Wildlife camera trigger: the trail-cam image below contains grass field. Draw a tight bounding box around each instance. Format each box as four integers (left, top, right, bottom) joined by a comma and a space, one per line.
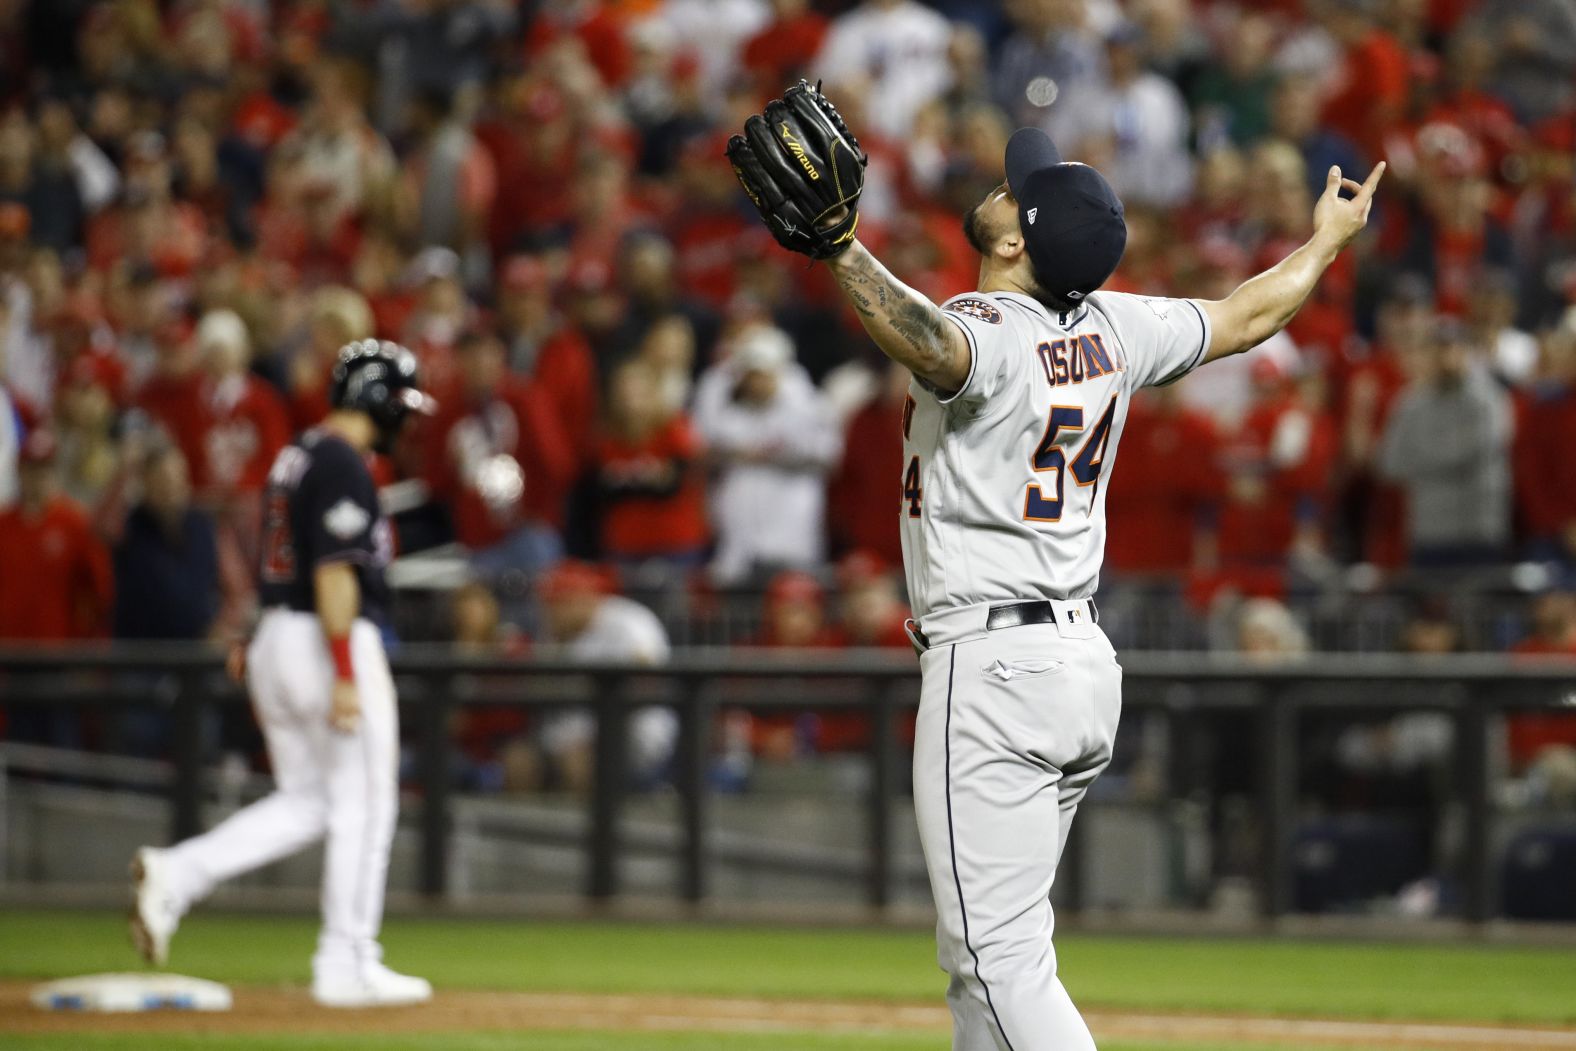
0, 1035, 1385, 1051
1, 909, 1574, 1050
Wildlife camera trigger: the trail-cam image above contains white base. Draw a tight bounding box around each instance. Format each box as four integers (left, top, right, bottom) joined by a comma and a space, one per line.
30, 973, 233, 1013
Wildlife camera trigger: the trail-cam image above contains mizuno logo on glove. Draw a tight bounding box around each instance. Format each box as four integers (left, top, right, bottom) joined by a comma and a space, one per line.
780, 123, 821, 180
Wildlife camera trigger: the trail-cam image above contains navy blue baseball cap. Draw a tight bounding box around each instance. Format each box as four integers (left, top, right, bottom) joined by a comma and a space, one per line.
1004, 127, 1127, 303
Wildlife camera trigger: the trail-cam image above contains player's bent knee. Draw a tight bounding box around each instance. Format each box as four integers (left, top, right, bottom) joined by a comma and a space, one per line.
978, 933, 1059, 983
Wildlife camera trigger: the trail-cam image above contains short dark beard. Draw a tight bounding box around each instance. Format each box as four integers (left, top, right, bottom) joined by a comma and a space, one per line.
962, 200, 991, 255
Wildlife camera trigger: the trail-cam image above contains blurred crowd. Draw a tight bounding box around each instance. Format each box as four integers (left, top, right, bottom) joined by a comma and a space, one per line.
2, 2, 1576, 664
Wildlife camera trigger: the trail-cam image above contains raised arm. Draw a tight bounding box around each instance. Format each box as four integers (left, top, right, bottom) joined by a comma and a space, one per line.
824, 240, 972, 395
1200, 162, 1385, 363
725, 83, 971, 392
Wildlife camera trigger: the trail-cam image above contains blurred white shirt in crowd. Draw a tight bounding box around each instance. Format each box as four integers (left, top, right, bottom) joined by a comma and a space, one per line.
1176, 330, 1302, 430
1490, 325, 1539, 387
0, 387, 16, 509
1, 279, 52, 415
565, 595, 671, 666
814, 0, 953, 139
693, 328, 842, 583
646, 0, 770, 96
1056, 67, 1194, 207
542, 595, 676, 777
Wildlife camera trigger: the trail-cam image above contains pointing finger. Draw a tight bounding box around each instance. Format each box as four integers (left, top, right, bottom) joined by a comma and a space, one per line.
1357, 161, 1387, 202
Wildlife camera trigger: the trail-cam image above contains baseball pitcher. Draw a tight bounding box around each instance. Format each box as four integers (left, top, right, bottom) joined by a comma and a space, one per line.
729, 82, 1382, 1049
130, 340, 436, 1008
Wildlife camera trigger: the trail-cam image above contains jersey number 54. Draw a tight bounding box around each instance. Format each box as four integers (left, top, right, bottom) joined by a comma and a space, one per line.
900, 395, 1117, 524
1024, 396, 1116, 523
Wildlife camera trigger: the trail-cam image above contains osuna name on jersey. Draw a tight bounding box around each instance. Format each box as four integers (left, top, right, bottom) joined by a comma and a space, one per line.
898, 288, 1210, 622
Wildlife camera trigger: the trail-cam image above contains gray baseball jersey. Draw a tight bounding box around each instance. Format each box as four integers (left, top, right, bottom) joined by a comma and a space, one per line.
899, 289, 1212, 620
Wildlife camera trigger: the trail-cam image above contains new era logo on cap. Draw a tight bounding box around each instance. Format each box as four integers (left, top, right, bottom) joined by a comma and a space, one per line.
1004, 128, 1126, 304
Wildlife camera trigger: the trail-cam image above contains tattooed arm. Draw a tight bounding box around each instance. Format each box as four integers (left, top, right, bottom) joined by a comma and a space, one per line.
824, 240, 971, 395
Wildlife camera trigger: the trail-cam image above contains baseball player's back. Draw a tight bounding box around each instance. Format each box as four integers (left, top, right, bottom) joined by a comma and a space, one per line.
902, 290, 1210, 622
258, 427, 393, 621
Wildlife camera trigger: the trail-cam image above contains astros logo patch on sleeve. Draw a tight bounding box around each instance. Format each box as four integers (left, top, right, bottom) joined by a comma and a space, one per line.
947, 298, 1003, 324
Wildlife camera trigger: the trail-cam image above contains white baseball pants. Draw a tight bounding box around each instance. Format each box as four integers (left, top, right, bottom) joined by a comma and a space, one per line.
162, 610, 400, 970
911, 604, 1122, 1051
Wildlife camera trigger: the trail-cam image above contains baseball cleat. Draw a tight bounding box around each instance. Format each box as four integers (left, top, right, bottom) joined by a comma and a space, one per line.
129, 847, 181, 966
312, 962, 432, 1008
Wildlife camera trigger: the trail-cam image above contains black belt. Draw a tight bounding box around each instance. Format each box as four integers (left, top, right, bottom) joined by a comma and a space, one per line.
985, 598, 1098, 631
908, 599, 1098, 652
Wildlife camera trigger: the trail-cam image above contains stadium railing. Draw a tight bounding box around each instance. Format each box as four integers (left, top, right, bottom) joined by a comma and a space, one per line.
1, 645, 1573, 922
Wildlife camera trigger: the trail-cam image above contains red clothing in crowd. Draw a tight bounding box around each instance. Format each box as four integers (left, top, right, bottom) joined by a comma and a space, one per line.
1105, 394, 1223, 574
1514, 384, 1576, 541
476, 117, 577, 257
1427, 0, 1476, 33
138, 370, 289, 497
287, 364, 333, 433
0, 496, 113, 640
142, 375, 281, 496
136, 368, 205, 467
1216, 394, 1336, 565
522, 325, 600, 467
1343, 352, 1411, 567
255, 205, 363, 287
1284, 300, 1357, 395
596, 417, 709, 559
1341, 351, 1410, 452
740, 10, 828, 87
1425, 92, 1525, 182
451, 637, 535, 766
1321, 27, 1409, 160
197, 376, 292, 495
59, 346, 131, 410
828, 394, 907, 567
1507, 638, 1576, 770
425, 378, 575, 547
747, 621, 850, 754
231, 88, 298, 151
524, 7, 633, 88
85, 202, 209, 278
1431, 224, 1491, 316
668, 207, 756, 308
750, 614, 911, 752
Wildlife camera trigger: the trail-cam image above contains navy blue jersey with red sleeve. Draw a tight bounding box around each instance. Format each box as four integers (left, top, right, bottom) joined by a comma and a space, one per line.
258, 428, 393, 624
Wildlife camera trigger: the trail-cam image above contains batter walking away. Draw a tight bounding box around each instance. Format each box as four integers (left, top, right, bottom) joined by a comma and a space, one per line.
729, 83, 1382, 1049
130, 340, 437, 1009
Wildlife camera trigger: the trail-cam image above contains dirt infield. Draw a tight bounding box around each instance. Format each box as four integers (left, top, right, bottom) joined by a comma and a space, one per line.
4, 981, 1576, 1049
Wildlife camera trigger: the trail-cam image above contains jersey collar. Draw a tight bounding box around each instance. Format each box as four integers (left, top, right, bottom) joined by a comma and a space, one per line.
992, 290, 1089, 329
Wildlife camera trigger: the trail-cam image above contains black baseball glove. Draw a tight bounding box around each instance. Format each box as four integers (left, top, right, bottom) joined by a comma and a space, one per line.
726, 80, 867, 260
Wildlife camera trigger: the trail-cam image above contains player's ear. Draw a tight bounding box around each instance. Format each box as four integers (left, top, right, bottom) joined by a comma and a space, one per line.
996, 231, 1026, 262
